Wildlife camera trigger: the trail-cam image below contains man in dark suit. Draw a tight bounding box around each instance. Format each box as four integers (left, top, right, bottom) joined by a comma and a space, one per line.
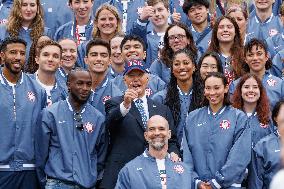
100, 59, 180, 189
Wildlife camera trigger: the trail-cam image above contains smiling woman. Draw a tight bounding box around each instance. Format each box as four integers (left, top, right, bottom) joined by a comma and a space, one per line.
208, 15, 245, 85
183, 72, 251, 189
232, 73, 272, 148
151, 48, 203, 144
0, 0, 51, 64
92, 3, 123, 42
149, 22, 198, 84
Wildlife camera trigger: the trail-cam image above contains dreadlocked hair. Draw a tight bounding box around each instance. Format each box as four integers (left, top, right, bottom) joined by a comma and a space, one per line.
165, 48, 203, 125
7, 0, 45, 41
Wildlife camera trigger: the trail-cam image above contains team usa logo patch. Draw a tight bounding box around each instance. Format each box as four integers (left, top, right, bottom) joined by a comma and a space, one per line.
84, 122, 94, 133
269, 29, 278, 37
267, 79, 277, 86
102, 95, 112, 104
0, 19, 8, 25
220, 120, 230, 130
173, 164, 184, 174
145, 88, 153, 97
260, 123, 269, 128
27, 91, 36, 102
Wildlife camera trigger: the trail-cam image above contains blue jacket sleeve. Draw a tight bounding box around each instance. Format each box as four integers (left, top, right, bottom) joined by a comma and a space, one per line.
95, 119, 108, 179
149, 59, 162, 77
182, 120, 200, 187
271, 51, 283, 78
35, 109, 52, 188
211, 112, 251, 188
76, 42, 88, 69
248, 147, 264, 189
114, 166, 131, 189
129, 19, 148, 45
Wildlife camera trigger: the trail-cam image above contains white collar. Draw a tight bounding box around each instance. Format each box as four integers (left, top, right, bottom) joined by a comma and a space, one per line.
134, 94, 147, 103
254, 13, 273, 24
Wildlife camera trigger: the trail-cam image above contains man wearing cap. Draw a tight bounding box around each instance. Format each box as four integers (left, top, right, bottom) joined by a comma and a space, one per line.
100, 59, 179, 189
115, 115, 192, 189
111, 34, 166, 98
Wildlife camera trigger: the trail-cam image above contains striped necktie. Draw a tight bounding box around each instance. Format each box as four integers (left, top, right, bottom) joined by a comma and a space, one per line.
135, 99, 147, 128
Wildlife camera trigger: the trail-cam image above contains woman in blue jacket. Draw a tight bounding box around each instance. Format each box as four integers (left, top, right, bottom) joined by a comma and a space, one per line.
183, 72, 251, 189
207, 16, 246, 85
0, 0, 51, 63
232, 73, 273, 148
248, 99, 283, 189
149, 22, 198, 84
152, 48, 203, 144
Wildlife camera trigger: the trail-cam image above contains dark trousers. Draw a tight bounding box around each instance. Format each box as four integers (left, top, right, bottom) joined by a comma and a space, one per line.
0, 171, 40, 189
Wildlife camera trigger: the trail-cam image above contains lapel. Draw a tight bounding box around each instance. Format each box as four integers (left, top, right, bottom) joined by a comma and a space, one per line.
130, 101, 145, 131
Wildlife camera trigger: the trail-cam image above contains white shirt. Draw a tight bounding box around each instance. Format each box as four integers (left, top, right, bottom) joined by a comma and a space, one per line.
120, 94, 149, 120
156, 159, 167, 189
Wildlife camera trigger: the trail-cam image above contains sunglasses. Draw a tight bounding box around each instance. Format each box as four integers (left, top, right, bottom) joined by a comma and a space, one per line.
74, 112, 84, 131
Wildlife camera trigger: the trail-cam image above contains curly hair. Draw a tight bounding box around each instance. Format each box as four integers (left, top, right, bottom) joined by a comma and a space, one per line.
165, 48, 203, 125
7, 0, 45, 41
243, 38, 272, 72
208, 15, 245, 78
232, 73, 271, 125
160, 22, 198, 68
92, 3, 123, 40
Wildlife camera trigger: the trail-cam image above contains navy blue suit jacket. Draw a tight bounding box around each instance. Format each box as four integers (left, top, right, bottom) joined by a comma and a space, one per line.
100, 96, 179, 189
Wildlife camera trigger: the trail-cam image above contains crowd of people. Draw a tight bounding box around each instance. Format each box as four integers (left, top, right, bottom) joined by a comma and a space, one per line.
1, 0, 284, 188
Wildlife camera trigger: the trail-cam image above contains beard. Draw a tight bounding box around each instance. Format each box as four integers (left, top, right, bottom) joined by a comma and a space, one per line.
149, 138, 168, 151
5, 61, 23, 74
70, 90, 90, 104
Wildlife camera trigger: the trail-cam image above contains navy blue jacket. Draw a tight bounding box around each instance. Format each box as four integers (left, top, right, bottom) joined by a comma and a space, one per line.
100, 95, 179, 189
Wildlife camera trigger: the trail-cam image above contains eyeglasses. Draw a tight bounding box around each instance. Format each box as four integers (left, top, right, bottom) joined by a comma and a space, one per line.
74, 112, 84, 131
168, 34, 186, 41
